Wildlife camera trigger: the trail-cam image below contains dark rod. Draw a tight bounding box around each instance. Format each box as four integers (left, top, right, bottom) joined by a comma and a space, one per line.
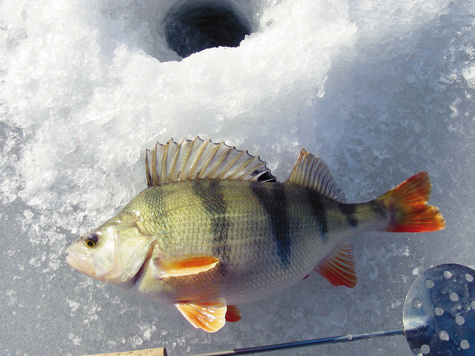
187, 329, 404, 356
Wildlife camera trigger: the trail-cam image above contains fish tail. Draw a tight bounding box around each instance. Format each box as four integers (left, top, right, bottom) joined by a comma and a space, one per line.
377, 172, 445, 232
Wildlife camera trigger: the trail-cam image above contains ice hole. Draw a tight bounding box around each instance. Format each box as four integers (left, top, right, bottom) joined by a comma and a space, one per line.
455, 315, 465, 325
466, 273, 474, 282
164, 0, 252, 58
434, 307, 444, 316
460, 339, 470, 350
450, 292, 459, 302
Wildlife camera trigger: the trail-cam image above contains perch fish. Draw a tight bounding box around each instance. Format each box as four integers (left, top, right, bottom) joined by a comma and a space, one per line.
66, 137, 445, 332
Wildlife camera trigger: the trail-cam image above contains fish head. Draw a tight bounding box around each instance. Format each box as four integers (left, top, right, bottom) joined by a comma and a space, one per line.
66, 213, 155, 285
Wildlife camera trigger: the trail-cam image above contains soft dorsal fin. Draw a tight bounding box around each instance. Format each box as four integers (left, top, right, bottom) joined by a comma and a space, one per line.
315, 243, 357, 288
145, 137, 275, 186
286, 149, 345, 201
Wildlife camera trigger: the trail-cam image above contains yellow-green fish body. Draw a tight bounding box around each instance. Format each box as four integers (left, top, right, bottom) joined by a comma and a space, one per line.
66, 137, 445, 332
125, 180, 385, 303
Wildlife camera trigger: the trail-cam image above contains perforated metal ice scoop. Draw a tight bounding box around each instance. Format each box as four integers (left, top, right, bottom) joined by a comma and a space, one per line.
403, 264, 474, 355
188, 264, 475, 356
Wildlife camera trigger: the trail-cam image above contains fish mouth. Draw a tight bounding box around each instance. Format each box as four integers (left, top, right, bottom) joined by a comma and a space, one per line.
66, 247, 96, 277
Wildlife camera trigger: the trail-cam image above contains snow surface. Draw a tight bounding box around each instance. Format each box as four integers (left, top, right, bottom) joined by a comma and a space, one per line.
1, 0, 474, 355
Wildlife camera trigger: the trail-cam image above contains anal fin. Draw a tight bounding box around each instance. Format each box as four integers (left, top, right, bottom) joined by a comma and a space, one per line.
315, 244, 357, 288
175, 299, 227, 333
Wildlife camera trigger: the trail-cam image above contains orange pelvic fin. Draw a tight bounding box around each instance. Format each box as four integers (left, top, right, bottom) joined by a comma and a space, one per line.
315, 243, 357, 288
175, 298, 227, 333
378, 172, 445, 233
225, 305, 242, 323
155, 255, 219, 278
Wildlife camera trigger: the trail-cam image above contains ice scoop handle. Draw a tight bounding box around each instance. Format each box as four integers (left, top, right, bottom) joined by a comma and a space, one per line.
83, 347, 167, 356
187, 329, 404, 356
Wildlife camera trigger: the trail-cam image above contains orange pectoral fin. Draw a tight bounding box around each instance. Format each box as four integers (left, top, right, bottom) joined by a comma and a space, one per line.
315, 244, 357, 288
155, 255, 219, 278
175, 299, 227, 333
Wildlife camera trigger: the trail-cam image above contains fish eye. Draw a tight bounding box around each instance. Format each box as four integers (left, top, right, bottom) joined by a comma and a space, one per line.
85, 233, 99, 248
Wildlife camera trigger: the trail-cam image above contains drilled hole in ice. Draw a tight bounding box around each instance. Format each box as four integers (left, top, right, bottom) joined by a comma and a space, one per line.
164, 0, 251, 58
444, 270, 453, 279
434, 307, 444, 316
450, 292, 459, 302
466, 273, 474, 283
455, 315, 465, 325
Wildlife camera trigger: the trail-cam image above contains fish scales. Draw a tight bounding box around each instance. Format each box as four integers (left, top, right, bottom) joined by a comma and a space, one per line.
66, 137, 445, 332
121, 180, 390, 304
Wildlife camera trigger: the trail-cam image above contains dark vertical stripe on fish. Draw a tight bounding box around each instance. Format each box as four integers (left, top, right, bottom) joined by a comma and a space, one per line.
338, 203, 359, 228
192, 180, 230, 270
369, 200, 388, 219
307, 189, 329, 243
250, 182, 291, 268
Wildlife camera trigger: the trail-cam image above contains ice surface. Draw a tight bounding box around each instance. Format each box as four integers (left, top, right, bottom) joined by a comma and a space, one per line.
0, 0, 474, 355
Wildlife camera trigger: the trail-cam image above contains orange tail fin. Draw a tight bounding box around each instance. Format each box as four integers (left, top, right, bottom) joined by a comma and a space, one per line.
378, 172, 445, 232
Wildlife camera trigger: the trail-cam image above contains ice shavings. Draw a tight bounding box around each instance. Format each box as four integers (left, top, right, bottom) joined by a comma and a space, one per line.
462, 65, 475, 89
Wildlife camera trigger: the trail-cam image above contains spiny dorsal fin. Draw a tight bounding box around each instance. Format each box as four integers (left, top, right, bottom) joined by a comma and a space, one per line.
286, 149, 345, 202
145, 137, 275, 187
